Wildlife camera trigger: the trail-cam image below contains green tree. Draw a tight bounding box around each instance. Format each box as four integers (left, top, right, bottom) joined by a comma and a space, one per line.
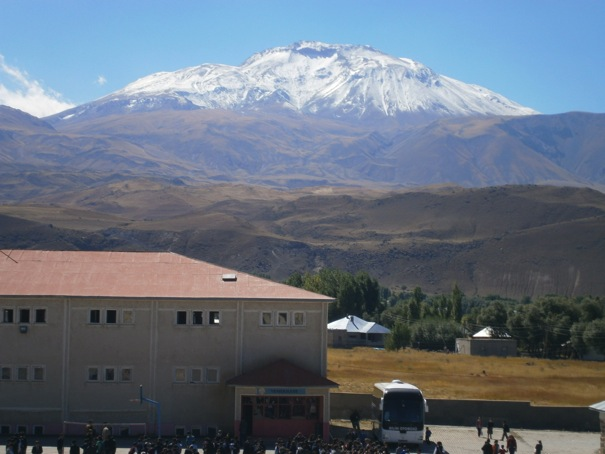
538, 296, 580, 357
385, 322, 411, 351
477, 301, 508, 329
435, 294, 450, 319
451, 283, 463, 323
379, 305, 404, 329
410, 319, 463, 351
579, 297, 604, 322
584, 319, 605, 354
355, 271, 381, 315
570, 322, 589, 358
408, 298, 421, 322
412, 287, 425, 305
338, 274, 364, 317
284, 271, 304, 288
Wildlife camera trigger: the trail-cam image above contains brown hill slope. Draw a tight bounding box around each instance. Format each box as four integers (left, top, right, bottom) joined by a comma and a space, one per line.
3, 106, 605, 192
1, 183, 604, 299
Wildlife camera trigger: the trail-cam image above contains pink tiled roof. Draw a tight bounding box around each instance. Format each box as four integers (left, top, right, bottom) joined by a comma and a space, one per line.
226, 359, 338, 388
0, 250, 334, 301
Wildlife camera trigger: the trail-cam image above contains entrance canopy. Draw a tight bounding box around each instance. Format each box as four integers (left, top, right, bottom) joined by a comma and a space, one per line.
227, 359, 338, 388
227, 360, 337, 439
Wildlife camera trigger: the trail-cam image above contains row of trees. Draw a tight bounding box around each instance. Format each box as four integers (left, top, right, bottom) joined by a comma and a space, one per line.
284, 268, 605, 359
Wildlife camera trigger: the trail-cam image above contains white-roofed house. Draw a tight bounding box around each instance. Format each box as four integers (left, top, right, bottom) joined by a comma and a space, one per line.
589, 400, 605, 454
327, 315, 390, 348
455, 326, 518, 357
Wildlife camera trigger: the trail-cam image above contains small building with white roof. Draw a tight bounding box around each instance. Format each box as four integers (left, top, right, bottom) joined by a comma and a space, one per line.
455, 326, 517, 357
589, 400, 605, 454
327, 315, 390, 348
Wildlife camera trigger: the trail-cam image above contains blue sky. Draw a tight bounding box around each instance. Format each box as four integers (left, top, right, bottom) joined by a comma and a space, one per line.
1, 0, 604, 117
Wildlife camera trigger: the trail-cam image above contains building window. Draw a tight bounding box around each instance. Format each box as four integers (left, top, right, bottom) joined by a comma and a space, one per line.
205, 368, 219, 384
106, 310, 116, 324
260, 312, 273, 326
1, 367, 11, 380
277, 312, 289, 326
120, 368, 132, 382
176, 311, 187, 325
293, 312, 305, 327
209, 311, 220, 325
19, 309, 30, 324
32, 366, 45, 381
122, 309, 135, 324
104, 368, 116, 382
88, 367, 99, 381
2, 309, 14, 323
174, 368, 187, 383
34, 309, 46, 324
105, 310, 117, 324
190, 368, 203, 383
192, 311, 204, 325
89, 310, 101, 324
17, 367, 28, 381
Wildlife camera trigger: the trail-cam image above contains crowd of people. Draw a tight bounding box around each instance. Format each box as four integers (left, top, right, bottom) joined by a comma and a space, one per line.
3, 418, 550, 454
475, 417, 544, 454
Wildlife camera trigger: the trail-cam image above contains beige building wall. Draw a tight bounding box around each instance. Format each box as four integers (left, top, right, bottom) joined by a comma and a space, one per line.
1, 294, 330, 436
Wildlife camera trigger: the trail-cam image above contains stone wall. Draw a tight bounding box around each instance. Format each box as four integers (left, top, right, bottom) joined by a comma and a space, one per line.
330, 393, 600, 432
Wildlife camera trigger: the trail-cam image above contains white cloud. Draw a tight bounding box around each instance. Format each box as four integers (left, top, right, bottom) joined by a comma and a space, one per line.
96, 75, 107, 86
0, 54, 75, 117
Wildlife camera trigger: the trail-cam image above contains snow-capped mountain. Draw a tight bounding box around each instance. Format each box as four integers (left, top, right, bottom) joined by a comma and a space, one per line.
54, 41, 537, 123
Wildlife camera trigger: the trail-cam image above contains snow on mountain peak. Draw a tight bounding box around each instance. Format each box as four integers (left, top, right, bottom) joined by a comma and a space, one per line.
70, 42, 539, 121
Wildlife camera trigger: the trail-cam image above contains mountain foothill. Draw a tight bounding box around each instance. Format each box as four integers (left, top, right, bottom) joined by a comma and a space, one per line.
1, 42, 604, 300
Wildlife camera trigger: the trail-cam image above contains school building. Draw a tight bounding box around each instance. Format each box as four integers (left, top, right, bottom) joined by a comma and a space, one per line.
0, 250, 337, 439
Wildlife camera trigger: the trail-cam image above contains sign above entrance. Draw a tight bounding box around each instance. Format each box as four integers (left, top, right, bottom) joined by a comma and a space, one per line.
257, 387, 307, 395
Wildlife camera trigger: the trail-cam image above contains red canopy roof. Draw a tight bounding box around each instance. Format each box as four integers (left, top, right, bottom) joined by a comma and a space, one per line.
226, 359, 338, 388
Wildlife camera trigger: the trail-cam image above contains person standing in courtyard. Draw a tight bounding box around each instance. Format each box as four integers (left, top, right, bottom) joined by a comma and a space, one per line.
476, 417, 483, 437
487, 418, 494, 440
31, 441, 43, 454
534, 440, 543, 454
506, 435, 517, 454
481, 439, 492, 454
18, 433, 28, 454
491, 439, 499, 454
500, 420, 509, 441
432, 441, 445, 454
350, 409, 361, 431
425, 426, 432, 444
57, 434, 65, 454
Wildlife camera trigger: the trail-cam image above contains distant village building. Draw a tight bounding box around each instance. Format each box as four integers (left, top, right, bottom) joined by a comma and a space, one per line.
455, 326, 518, 357
327, 315, 390, 348
589, 400, 605, 454
0, 250, 337, 439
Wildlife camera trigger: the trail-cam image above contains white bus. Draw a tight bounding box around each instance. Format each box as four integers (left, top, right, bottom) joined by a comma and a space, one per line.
371, 380, 428, 446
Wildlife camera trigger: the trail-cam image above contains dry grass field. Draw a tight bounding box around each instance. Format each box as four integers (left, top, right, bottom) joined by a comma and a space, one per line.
327, 347, 605, 406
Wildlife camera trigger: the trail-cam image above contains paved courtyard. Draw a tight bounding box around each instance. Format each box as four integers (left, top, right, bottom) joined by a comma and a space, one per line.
411, 425, 600, 454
